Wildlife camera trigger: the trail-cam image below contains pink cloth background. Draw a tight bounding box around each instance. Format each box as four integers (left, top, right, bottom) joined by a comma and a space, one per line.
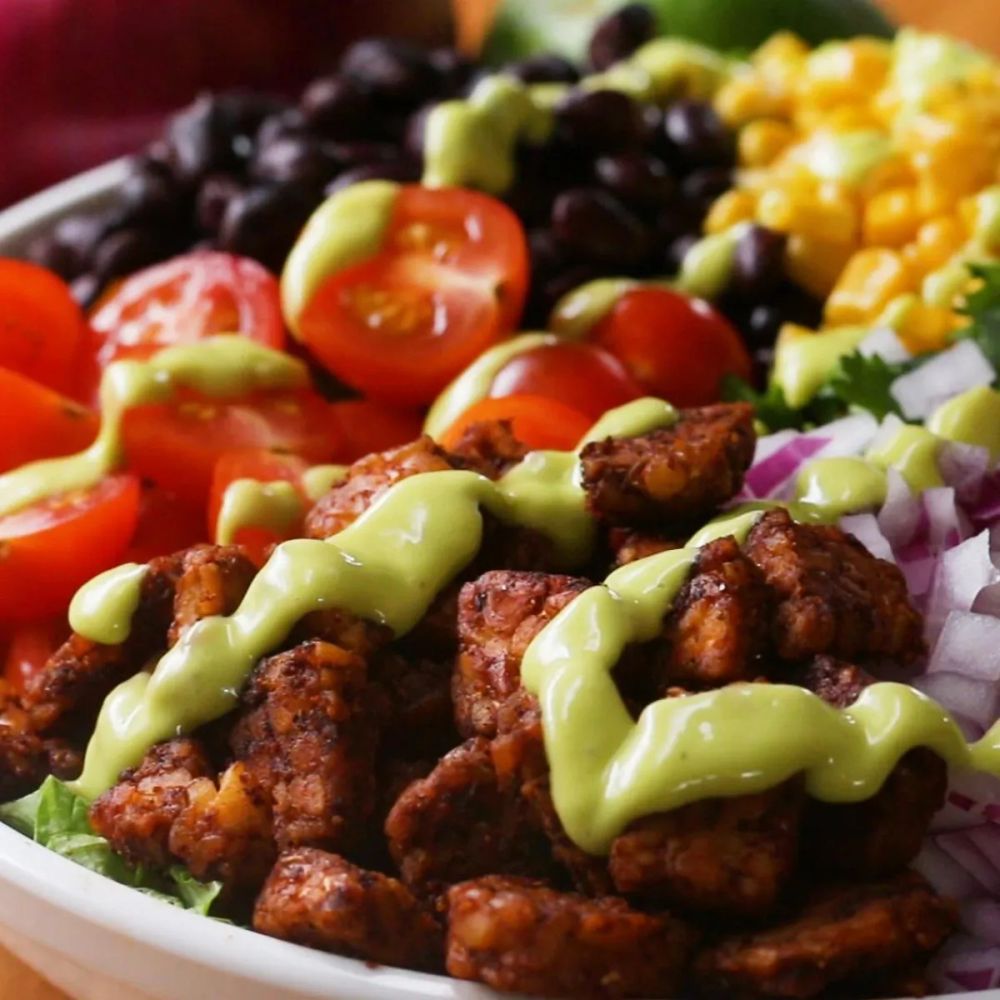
1, 0, 450, 206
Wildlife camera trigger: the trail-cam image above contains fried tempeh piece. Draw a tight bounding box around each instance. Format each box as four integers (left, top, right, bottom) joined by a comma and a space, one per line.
453, 570, 591, 739
445, 418, 529, 480
304, 436, 453, 539
659, 536, 772, 688
446, 875, 697, 999
254, 847, 443, 971
385, 737, 551, 899
230, 640, 378, 853
607, 527, 681, 567
580, 403, 755, 527
693, 871, 956, 998
609, 782, 803, 917
745, 510, 924, 664
800, 657, 947, 878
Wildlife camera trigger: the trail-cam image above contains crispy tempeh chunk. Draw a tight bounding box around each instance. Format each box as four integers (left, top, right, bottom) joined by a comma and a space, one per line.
453, 570, 591, 739
446, 875, 696, 998
609, 782, 803, 917
445, 418, 529, 479
385, 737, 551, 899
607, 527, 681, 567
745, 510, 924, 664
693, 872, 956, 998
254, 847, 443, 970
580, 403, 755, 527
659, 536, 772, 688
230, 640, 378, 853
304, 436, 453, 539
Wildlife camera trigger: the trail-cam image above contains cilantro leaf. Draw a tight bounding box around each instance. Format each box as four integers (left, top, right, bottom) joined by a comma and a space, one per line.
822, 351, 906, 421
721, 375, 804, 430
960, 262, 1000, 372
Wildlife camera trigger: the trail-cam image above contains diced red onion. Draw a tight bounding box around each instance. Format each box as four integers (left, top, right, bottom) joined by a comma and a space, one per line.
891, 340, 994, 420
940, 441, 993, 505
914, 671, 1000, 732
877, 469, 921, 548
839, 513, 894, 562
743, 432, 827, 498
928, 611, 1000, 681
859, 325, 912, 364
924, 532, 1000, 640
962, 900, 1000, 946
923, 487, 969, 549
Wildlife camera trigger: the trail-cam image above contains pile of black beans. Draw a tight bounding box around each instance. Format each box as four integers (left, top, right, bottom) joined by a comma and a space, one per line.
28, 3, 820, 365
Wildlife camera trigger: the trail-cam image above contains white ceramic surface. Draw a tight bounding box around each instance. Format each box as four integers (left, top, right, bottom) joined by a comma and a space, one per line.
0, 165, 995, 1000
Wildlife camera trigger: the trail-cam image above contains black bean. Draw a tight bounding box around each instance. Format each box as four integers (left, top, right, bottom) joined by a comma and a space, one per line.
745, 303, 785, 346
665, 232, 700, 271
594, 152, 676, 209
329, 140, 401, 170
300, 76, 371, 138
27, 214, 107, 280
429, 48, 476, 94
218, 91, 287, 138
196, 174, 244, 234
92, 228, 168, 281
118, 160, 184, 224
324, 161, 421, 196
680, 166, 732, 207
663, 99, 733, 168
555, 89, 644, 152
772, 281, 824, 329
340, 38, 442, 106
730, 225, 787, 298
250, 136, 340, 191
528, 228, 569, 279
551, 187, 650, 266
502, 53, 580, 84
588, 4, 656, 71
256, 109, 308, 151
164, 94, 243, 184
218, 184, 319, 272
537, 264, 603, 315
403, 105, 434, 161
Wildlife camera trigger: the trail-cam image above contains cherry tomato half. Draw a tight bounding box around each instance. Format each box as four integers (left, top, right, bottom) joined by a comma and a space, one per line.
0, 368, 98, 474
89, 251, 286, 367
0, 259, 84, 392
123, 390, 341, 507
299, 186, 529, 405
489, 341, 642, 421
208, 448, 308, 562
329, 400, 425, 463
441, 394, 593, 453
124, 485, 207, 564
593, 287, 752, 408
3, 618, 69, 696
0, 473, 141, 622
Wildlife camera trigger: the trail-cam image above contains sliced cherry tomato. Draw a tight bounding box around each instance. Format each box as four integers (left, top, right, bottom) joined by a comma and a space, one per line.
489, 341, 643, 421
3, 618, 69, 696
329, 400, 425, 463
0, 473, 141, 622
593, 287, 752, 408
123, 390, 341, 506
208, 448, 308, 562
0, 259, 83, 392
441, 394, 593, 452
299, 186, 529, 405
89, 251, 286, 367
0, 368, 98, 473
124, 485, 207, 564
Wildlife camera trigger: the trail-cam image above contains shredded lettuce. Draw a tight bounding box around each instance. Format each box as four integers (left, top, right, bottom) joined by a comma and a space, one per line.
0, 776, 222, 916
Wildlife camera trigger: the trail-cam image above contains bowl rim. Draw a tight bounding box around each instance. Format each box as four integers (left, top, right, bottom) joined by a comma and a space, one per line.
0, 161, 995, 1000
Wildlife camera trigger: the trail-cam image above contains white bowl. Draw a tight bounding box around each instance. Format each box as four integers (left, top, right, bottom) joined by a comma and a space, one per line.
0, 164, 994, 1000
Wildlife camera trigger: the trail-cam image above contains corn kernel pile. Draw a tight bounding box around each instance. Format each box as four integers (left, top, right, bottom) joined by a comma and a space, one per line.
708, 29, 1000, 355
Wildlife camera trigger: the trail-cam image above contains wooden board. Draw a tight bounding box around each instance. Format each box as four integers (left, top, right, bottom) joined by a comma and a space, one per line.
1, 1, 995, 997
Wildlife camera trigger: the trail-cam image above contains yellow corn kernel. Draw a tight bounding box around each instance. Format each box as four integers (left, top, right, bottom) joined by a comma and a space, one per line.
715, 74, 788, 127
858, 156, 915, 200
758, 189, 857, 245
785, 233, 855, 299
863, 187, 921, 247
753, 32, 810, 85
738, 119, 796, 168
893, 299, 961, 354
915, 217, 967, 269
825, 248, 916, 325
704, 190, 756, 234
798, 39, 891, 109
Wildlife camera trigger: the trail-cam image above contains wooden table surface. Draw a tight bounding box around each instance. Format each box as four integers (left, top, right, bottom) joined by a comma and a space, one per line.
2, 1, 996, 997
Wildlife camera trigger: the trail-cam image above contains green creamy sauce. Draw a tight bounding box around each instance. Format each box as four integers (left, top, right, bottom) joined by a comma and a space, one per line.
301, 464, 349, 502
71, 399, 678, 799
867, 424, 944, 491
281, 181, 400, 338
772, 324, 869, 409
0, 337, 307, 518
796, 457, 889, 517
69, 563, 148, 646
928, 385, 1000, 460
795, 130, 893, 187
423, 332, 555, 439
675, 223, 751, 300
214, 480, 304, 546
421, 39, 728, 194
549, 278, 641, 339
891, 28, 994, 110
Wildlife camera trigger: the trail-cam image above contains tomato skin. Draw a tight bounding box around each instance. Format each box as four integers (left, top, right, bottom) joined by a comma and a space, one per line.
0, 259, 83, 392
124, 485, 207, 564
0, 473, 141, 622
329, 400, 425, 463
123, 390, 341, 507
299, 186, 529, 405
3, 618, 68, 696
89, 251, 286, 367
441, 394, 593, 452
489, 341, 643, 421
0, 368, 98, 473
593, 287, 752, 408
